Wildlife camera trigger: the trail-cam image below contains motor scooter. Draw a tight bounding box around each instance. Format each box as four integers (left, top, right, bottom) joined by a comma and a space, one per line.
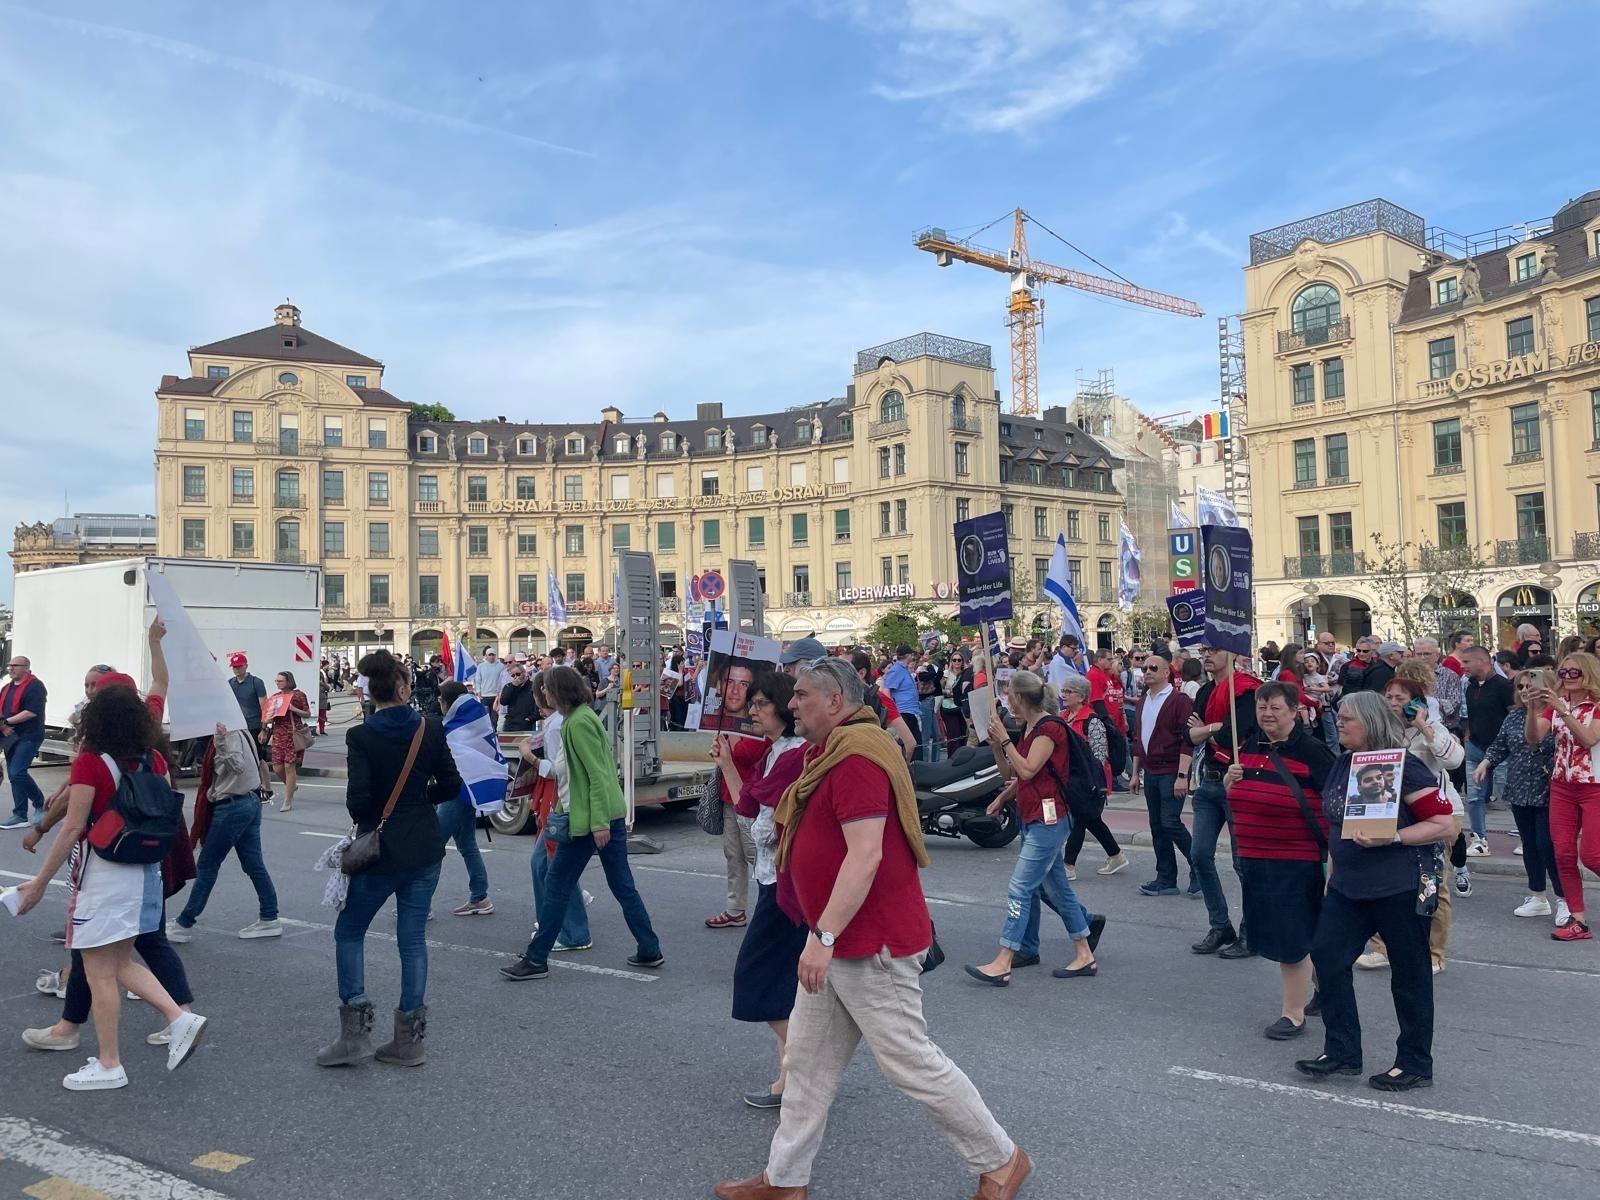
910, 744, 1017, 848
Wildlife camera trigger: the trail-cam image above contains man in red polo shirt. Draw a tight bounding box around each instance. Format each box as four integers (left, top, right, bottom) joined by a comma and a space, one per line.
714, 656, 1029, 1200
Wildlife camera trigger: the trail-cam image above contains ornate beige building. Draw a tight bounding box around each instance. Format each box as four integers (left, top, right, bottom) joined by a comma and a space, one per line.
1244, 190, 1600, 647
154, 308, 1131, 655
10, 514, 157, 574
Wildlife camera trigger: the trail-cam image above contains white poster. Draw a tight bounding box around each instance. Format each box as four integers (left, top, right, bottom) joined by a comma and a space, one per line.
692, 628, 781, 736
145, 571, 247, 740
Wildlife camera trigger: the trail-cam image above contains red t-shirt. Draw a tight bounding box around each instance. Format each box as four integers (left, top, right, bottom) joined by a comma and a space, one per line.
69, 748, 171, 830
878, 689, 901, 723
1440, 655, 1464, 677
1088, 666, 1129, 733
786, 751, 932, 959
1014, 720, 1069, 825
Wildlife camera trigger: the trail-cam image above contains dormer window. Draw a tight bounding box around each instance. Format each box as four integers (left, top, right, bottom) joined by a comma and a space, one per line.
1435, 277, 1458, 305
277, 371, 299, 386
751, 426, 768, 446
416, 433, 437, 454
840, 414, 853, 435
565, 435, 584, 455
345, 375, 367, 388
468, 435, 487, 455
660, 432, 676, 453
999, 421, 1012, 437
281, 337, 295, 349
795, 419, 812, 442
517, 436, 536, 455
207, 365, 230, 379
1515, 251, 1538, 282
706, 429, 723, 450
615, 435, 631, 454
1033, 428, 1042, 441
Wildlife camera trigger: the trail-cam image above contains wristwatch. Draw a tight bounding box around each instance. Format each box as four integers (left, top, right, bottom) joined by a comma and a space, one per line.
813, 929, 837, 948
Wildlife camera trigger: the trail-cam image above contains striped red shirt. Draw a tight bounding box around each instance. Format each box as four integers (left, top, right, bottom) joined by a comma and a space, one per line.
1227, 725, 1337, 861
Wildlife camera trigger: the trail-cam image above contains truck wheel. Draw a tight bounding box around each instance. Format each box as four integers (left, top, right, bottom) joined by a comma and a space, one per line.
490, 792, 533, 836
965, 802, 1019, 849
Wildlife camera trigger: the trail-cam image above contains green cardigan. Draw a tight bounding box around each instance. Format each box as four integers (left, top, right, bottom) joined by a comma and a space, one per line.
561, 704, 626, 837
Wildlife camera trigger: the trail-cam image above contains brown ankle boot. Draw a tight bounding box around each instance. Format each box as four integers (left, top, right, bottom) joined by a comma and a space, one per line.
711, 1172, 808, 1199
973, 1146, 1031, 1200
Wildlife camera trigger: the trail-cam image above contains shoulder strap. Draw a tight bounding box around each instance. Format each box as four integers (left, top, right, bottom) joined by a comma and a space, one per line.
377, 721, 427, 831
1265, 745, 1328, 856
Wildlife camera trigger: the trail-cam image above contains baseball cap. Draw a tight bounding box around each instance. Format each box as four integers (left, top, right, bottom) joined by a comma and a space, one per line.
228, 652, 249, 668
93, 672, 140, 693
1377, 642, 1405, 656
779, 637, 828, 665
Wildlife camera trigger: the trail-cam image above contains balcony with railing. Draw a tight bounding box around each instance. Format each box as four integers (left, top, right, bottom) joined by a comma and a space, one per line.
1249, 198, 1426, 265
275, 548, 303, 564
256, 435, 320, 457
368, 604, 394, 619
1277, 315, 1353, 353
415, 603, 444, 618
272, 494, 306, 509
229, 493, 257, 507
868, 417, 909, 439
1420, 545, 1478, 571
414, 500, 442, 514
1574, 532, 1600, 561
228, 545, 257, 559
783, 591, 812, 607
950, 412, 977, 434
1282, 552, 1365, 578
1493, 536, 1549, 566
323, 605, 348, 618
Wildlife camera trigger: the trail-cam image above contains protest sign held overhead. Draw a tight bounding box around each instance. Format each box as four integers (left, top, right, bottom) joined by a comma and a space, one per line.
1200, 525, 1253, 655
1165, 591, 1207, 648
954, 511, 1013, 627
692, 628, 781, 737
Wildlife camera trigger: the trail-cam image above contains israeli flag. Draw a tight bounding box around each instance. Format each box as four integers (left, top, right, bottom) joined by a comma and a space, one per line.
442, 693, 506, 814
548, 570, 567, 628
1118, 521, 1143, 612
451, 636, 478, 685
1043, 533, 1086, 645
1197, 485, 1240, 528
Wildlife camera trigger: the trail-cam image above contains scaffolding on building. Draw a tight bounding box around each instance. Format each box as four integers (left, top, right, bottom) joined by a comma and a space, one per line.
1217, 315, 1250, 528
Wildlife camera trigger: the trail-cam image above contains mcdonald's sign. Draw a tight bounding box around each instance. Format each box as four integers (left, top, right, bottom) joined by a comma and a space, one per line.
1496, 585, 1553, 619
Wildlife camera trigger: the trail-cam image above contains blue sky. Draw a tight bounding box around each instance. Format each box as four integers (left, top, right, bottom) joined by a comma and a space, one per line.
1, 0, 1594, 602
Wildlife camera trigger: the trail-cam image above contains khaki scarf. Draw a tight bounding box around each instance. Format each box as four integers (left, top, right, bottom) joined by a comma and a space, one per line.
775, 707, 930, 871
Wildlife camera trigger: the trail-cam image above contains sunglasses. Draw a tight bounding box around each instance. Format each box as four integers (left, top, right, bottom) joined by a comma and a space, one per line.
1141, 664, 1163, 672
1558, 668, 1583, 680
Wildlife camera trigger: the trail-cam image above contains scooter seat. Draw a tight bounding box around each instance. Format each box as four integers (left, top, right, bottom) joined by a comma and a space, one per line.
911, 745, 996, 790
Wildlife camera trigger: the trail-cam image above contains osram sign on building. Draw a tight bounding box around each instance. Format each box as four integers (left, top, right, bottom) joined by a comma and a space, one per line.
1446, 339, 1600, 393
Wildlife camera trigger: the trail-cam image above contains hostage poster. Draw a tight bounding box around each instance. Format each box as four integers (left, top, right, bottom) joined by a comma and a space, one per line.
691, 629, 781, 736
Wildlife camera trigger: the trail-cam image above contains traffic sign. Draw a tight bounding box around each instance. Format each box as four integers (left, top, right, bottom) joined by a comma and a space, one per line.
698, 570, 726, 602
294, 633, 315, 662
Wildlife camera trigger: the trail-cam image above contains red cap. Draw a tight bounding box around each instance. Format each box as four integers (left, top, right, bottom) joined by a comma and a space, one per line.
94, 672, 139, 693
228, 652, 248, 668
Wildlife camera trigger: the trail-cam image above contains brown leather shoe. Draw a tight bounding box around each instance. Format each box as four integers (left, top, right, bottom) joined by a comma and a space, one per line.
712, 1172, 808, 1200
973, 1146, 1031, 1200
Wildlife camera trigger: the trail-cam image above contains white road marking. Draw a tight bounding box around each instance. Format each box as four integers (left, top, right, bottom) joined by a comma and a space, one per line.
1168, 1066, 1600, 1149
1446, 956, 1600, 980
0, 1115, 236, 1199
631, 864, 722, 880
0, 868, 68, 888
275, 917, 659, 982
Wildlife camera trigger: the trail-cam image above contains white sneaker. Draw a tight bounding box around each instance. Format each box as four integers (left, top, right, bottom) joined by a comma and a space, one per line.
1514, 895, 1552, 918
146, 1028, 171, 1046
63, 1057, 128, 1091
1355, 951, 1390, 970
35, 970, 66, 998
164, 1012, 207, 1071
1514, 843, 1524, 856
238, 919, 283, 939
1098, 852, 1131, 876
1431, 961, 1445, 976
1464, 835, 1490, 858
165, 919, 193, 943
1064, 865, 1077, 881
1556, 898, 1573, 927
582, 889, 595, 907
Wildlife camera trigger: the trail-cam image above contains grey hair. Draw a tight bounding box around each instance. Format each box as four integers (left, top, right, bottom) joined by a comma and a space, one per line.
1057, 672, 1092, 700
1007, 669, 1058, 715
796, 656, 865, 707
1411, 636, 1439, 652
1338, 690, 1405, 750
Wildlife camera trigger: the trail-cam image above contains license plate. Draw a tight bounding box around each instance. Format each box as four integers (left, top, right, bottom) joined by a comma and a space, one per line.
675, 782, 706, 800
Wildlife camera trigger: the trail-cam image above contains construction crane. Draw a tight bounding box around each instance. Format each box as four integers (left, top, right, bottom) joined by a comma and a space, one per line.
915, 209, 1204, 416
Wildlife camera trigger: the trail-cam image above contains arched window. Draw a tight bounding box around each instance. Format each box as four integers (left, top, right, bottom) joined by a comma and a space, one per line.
277, 371, 299, 385
879, 391, 905, 422
951, 393, 967, 424
1291, 284, 1340, 333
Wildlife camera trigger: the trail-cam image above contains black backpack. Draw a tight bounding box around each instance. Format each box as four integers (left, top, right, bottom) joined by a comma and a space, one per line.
85, 753, 185, 864
1033, 716, 1108, 821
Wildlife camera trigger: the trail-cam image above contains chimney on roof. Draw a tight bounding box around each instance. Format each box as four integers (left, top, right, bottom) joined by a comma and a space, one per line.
697, 402, 723, 423
601, 406, 623, 424
274, 302, 301, 327
161, 374, 179, 388
1042, 405, 1069, 426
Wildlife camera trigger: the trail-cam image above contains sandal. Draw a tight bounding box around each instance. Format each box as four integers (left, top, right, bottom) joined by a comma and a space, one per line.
704, 911, 747, 929
962, 964, 1011, 987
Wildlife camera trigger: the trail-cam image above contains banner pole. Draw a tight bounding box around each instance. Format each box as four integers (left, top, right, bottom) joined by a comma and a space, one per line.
1227, 661, 1240, 768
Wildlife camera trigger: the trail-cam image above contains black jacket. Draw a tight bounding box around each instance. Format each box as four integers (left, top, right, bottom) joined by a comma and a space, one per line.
1191, 677, 1261, 772
1465, 673, 1516, 750
345, 710, 463, 875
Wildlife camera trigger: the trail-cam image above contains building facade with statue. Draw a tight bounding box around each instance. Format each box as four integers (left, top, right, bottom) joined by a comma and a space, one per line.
10, 514, 157, 575
1242, 189, 1600, 649
153, 306, 1131, 657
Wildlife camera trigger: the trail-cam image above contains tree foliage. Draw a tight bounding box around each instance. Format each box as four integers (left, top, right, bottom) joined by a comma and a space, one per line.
864, 602, 964, 652
408, 402, 456, 422
1365, 533, 1490, 645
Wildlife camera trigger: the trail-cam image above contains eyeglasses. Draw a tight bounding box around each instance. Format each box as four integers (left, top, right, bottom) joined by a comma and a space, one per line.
510, 670, 526, 678
747, 696, 773, 712
1558, 667, 1583, 680
1141, 664, 1163, 672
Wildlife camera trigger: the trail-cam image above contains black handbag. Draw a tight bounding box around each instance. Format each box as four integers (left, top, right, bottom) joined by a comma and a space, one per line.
694, 769, 725, 836
341, 722, 425, 875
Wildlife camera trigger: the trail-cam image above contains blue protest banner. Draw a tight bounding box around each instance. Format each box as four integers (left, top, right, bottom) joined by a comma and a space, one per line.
954, 512, 1013, 627
1165, 591, 1207, 648
1200, 526, 1253, 654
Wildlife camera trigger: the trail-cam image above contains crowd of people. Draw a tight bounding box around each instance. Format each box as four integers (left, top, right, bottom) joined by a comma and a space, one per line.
3, 615, 1597, 1195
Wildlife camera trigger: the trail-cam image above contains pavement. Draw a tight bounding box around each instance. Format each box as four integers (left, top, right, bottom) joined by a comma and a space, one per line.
0, 695, 1596, 1199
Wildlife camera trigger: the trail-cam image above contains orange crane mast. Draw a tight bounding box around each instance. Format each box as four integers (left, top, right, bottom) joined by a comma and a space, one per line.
915, 208, 1203, 415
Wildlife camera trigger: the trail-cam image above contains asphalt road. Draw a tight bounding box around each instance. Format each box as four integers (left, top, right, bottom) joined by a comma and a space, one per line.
2, 726, 1598, 1199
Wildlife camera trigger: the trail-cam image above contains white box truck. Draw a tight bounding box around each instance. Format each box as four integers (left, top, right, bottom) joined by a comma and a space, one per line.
11, 557, 323, 735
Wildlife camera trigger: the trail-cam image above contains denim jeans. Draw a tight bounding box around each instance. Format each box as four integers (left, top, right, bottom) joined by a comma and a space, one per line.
6, 736, 46, 821
533, 813, 590, 945
1462, 741, 1505, 840
1001, 818, 1089, 951
920, 698, 944, 762
178, 792, 278, 926
1191, 778, 1236, 932
335, 862, 441, 1012
524, 818, 659, 966
437, 801, 489, 904
1143, 772, 1193, 887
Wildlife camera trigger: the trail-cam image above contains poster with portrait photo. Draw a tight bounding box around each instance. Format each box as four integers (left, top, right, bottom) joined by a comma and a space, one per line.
692, 629, 781, 736
1342, 749, 1404, 840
